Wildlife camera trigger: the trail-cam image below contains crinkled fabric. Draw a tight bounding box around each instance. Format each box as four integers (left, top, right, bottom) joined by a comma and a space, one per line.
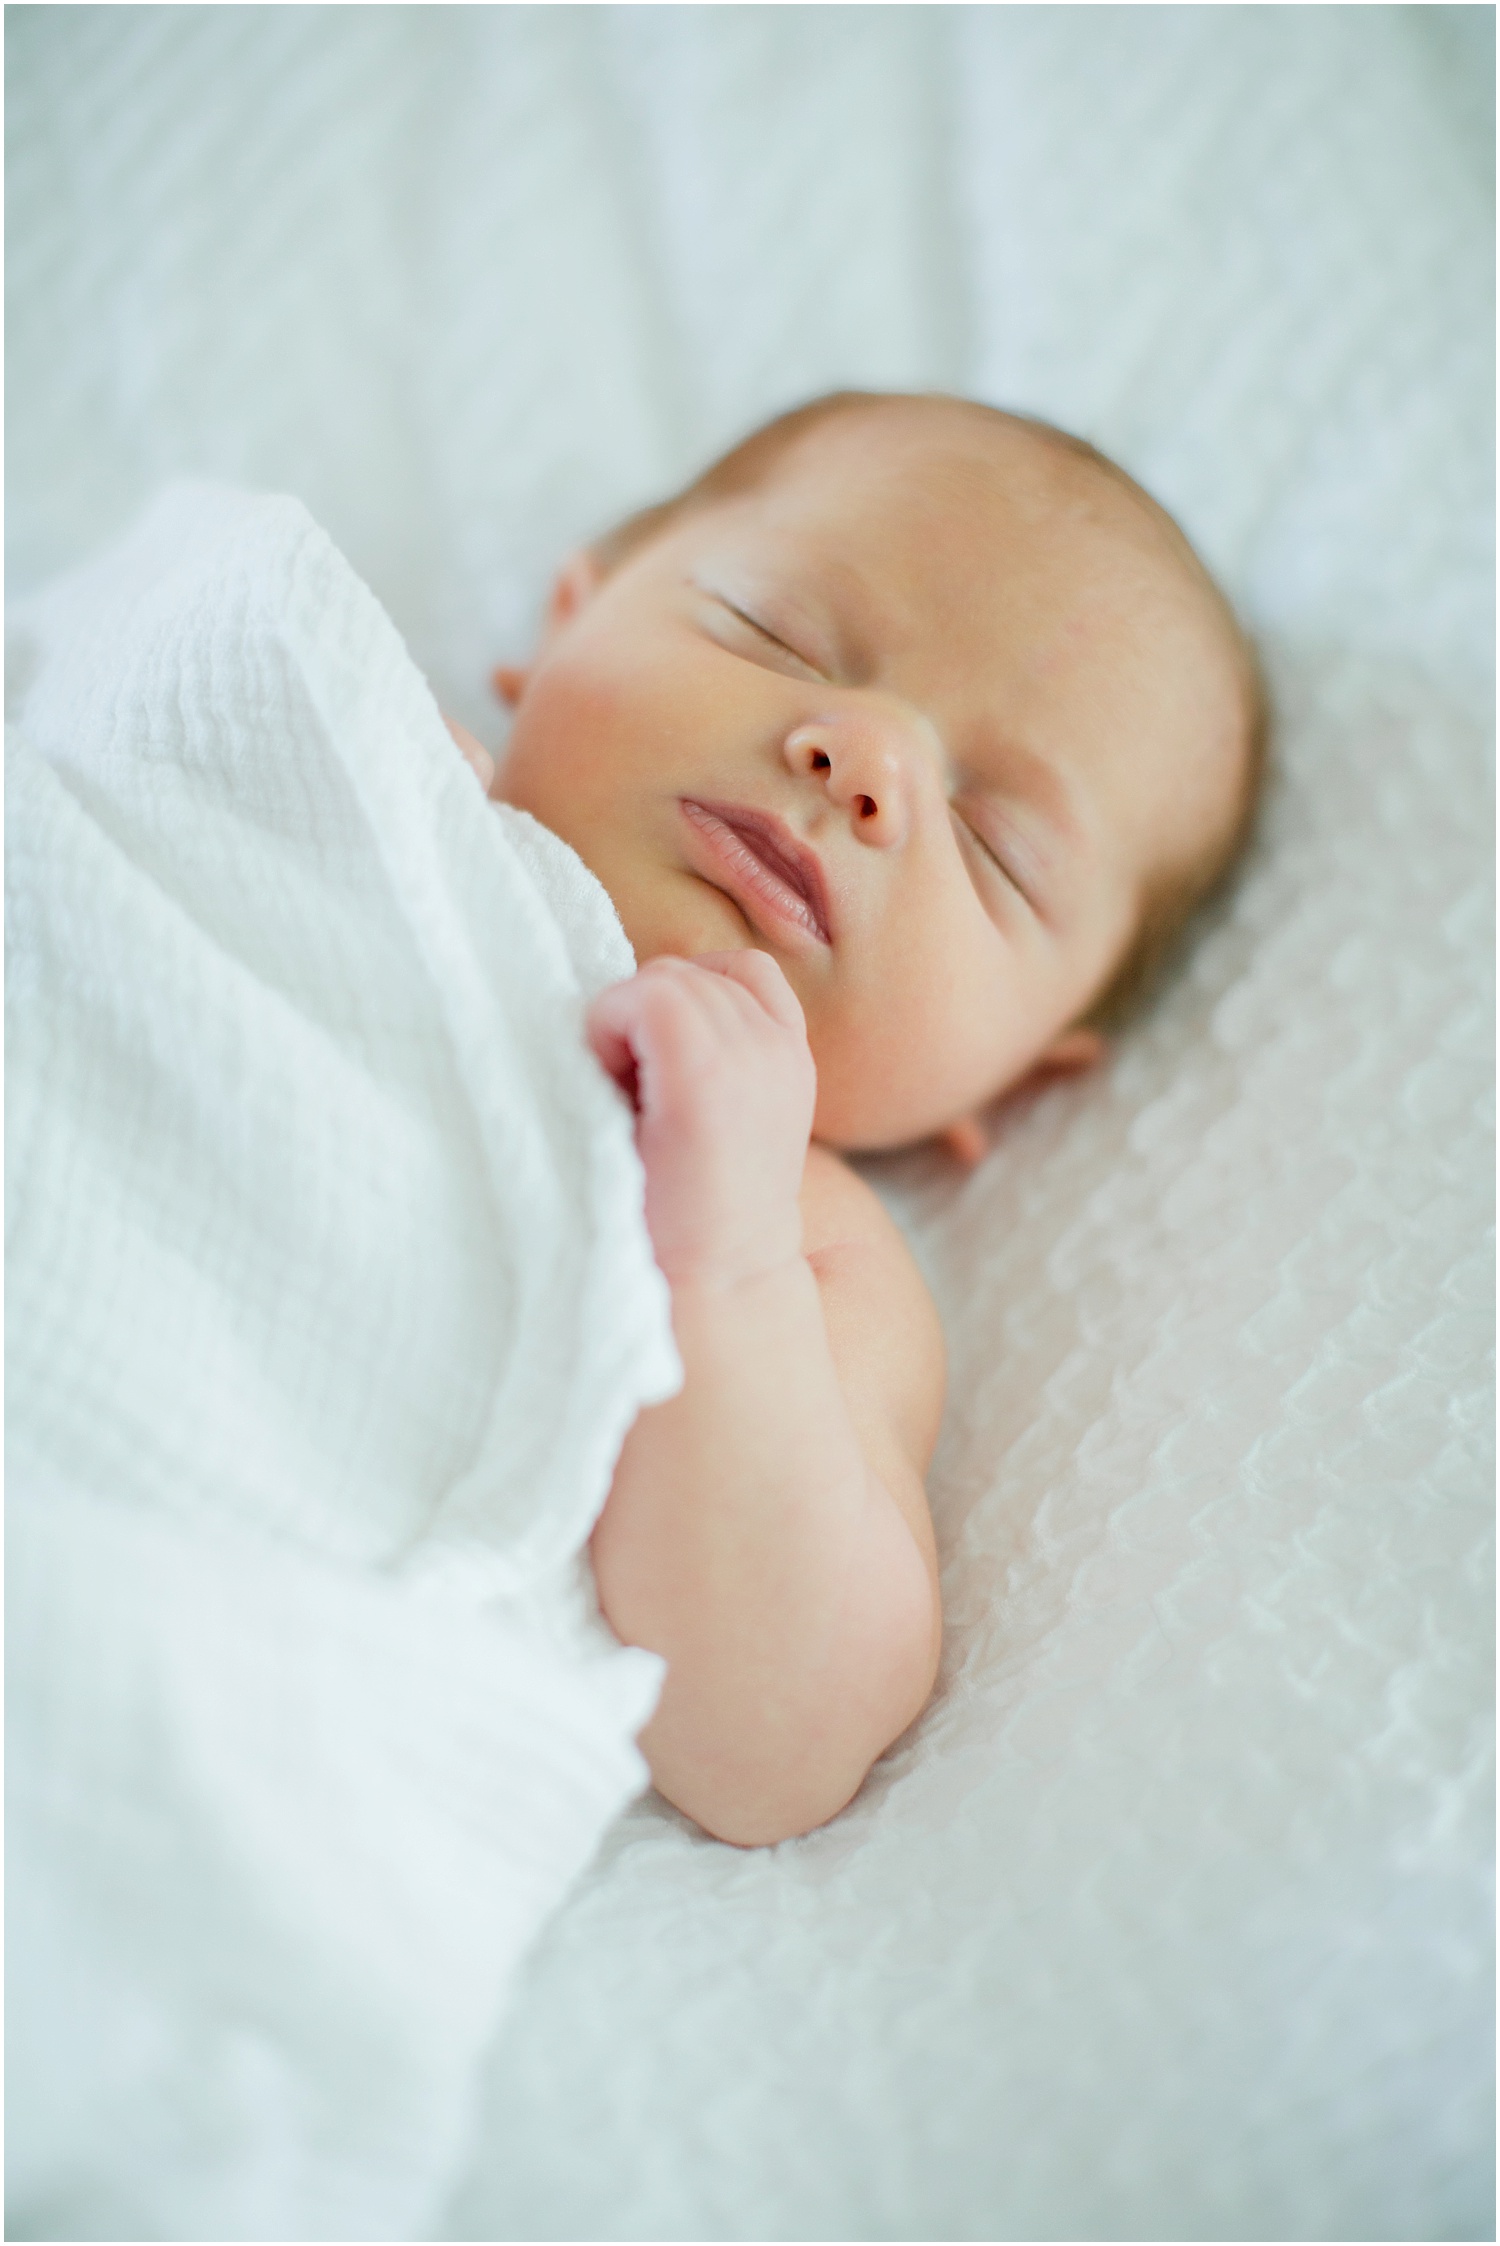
7, 8, 1492, 2241
7, 484, 678, 2242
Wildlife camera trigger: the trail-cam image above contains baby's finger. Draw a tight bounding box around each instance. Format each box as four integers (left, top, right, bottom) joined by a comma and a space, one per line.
589, 970, 719, 1116
443, 714, 496, 793
625, 956, 778, 1056
584, 988, 644, 1108
685, 948, 808, 1038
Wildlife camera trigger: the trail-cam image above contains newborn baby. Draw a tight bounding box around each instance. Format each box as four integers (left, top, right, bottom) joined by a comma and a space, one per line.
452, 392, 1262, 1847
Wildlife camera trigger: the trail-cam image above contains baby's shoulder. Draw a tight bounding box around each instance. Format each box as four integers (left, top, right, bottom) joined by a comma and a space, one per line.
799, 1142, 906, 1258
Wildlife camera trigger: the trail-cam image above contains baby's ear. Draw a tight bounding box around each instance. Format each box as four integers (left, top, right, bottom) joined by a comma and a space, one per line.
938, 1116, 990, 1167
1033, 1026, 1106, 1080
544, 549, 604, 638
939, 1029, 1108, 1165
491, 551, 605, 708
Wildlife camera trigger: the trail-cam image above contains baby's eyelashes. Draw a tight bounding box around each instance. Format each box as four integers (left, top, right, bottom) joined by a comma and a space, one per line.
953, 807, 1026, 907
952, 797, 1058, 923
722, 604, 821, 676
697, 584, 829, 681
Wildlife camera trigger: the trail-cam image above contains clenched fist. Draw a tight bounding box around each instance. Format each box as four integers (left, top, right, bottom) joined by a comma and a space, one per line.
586, 951, 817, 1291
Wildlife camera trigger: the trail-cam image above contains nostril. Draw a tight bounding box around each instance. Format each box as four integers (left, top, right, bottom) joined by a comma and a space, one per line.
810, 750, 832, 773
856, 795, 877, 819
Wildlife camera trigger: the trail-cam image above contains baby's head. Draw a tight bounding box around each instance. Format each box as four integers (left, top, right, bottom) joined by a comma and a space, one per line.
496, 391, 1264, 1153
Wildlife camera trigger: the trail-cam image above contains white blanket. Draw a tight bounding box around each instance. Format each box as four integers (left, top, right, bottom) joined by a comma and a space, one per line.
6, 486, 680, 2241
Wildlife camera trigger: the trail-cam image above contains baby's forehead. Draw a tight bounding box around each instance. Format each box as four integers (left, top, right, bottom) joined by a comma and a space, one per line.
762, 402, 1193, 603
769, 395, 1101, 506
756, 406, 1223, 668
768, 402, 1247, 810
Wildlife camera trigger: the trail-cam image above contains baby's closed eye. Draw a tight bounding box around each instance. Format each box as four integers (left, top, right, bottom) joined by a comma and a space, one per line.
712, 596, 825, 677
952, 804, 1032, 911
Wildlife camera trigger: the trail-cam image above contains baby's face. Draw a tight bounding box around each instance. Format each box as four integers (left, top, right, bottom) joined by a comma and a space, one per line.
498, 403, 1247, 1149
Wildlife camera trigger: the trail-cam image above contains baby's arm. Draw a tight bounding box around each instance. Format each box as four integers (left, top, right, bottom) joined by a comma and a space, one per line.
587, 952, 944, 1848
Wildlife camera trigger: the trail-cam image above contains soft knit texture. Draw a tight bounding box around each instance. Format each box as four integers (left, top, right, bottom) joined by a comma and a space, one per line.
7, 486, 680, 2240
8, 10, 1493, 2240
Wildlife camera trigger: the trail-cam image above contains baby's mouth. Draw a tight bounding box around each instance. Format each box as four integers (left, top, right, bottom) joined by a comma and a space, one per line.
679, 800, 833, 947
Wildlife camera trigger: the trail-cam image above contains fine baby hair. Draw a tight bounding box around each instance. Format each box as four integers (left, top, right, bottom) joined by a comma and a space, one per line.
585, 389, 1269, 1037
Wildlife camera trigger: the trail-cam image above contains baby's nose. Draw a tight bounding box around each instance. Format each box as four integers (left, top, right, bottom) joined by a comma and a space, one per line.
784, 709, 923, 847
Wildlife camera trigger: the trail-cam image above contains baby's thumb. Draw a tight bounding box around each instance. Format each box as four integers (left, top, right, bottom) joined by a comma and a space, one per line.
585, 987, 644, 1111
687, 948, 807, 1037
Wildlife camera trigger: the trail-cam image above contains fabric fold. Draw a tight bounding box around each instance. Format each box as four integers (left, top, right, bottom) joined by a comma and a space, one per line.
6, 485, 681, 2240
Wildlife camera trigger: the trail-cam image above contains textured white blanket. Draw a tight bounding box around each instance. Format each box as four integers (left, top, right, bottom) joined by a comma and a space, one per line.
8, 8, 1492, 2241
6, 487, 679, 2240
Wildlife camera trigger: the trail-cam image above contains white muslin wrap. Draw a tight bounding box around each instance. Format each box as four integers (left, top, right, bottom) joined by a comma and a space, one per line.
6, 485, 681, 2241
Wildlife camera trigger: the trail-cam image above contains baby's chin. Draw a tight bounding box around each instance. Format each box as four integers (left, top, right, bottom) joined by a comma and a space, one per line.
809, 1071, 959, 1158
613, 877, 992, 1152
612, 867, 759, 969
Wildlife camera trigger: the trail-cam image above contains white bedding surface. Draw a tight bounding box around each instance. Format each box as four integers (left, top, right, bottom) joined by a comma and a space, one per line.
8, 8, 1493, 2241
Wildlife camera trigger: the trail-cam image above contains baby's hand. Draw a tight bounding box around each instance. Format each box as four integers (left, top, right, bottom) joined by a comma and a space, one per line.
586, 952, 816, 1290
443, 713, 496, 793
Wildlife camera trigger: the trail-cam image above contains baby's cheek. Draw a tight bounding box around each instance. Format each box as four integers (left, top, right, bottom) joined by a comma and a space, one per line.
803, 1001, 909, 1149
509, 661, 600, 771
519, 653, 679, 807
809, 988, 987, 1153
